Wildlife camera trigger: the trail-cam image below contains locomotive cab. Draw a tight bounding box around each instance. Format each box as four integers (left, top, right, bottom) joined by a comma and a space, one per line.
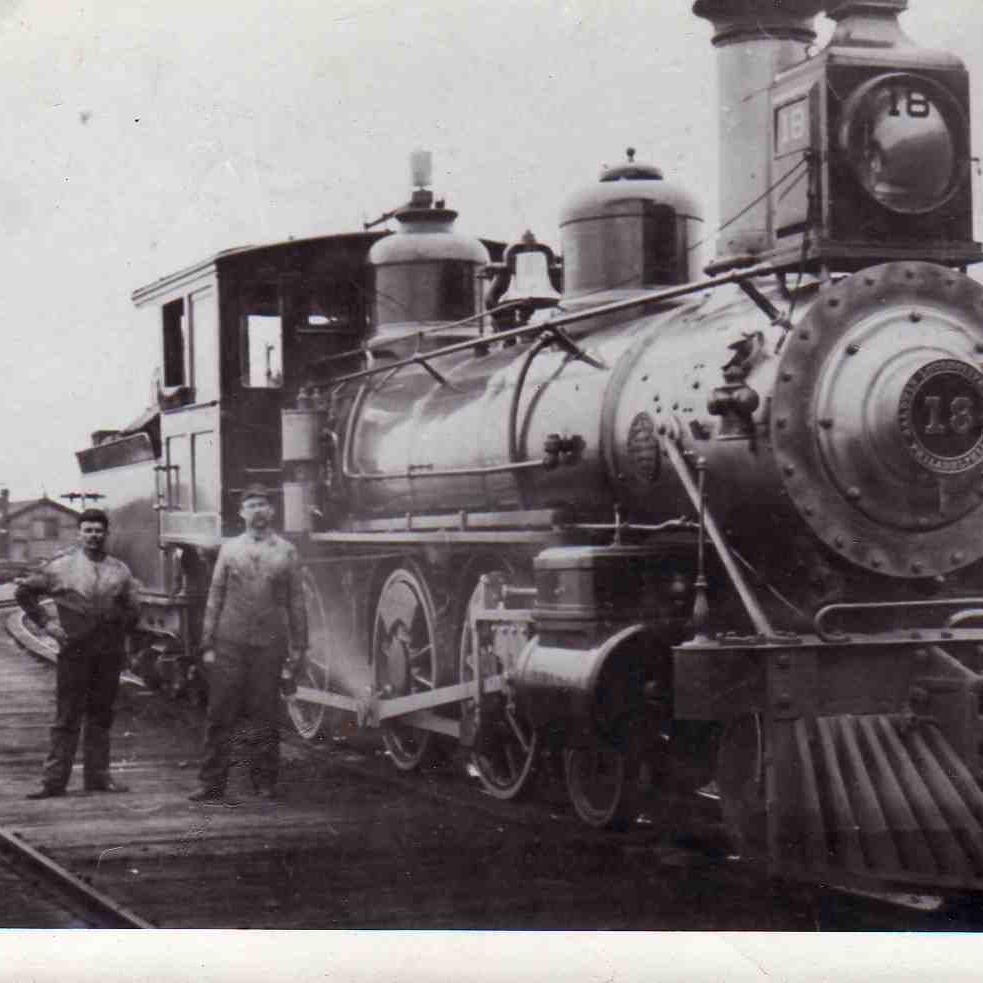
131, 233, 382, 543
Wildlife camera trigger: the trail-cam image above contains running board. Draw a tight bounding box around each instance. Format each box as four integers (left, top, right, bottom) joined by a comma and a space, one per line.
772, 714, 983, 891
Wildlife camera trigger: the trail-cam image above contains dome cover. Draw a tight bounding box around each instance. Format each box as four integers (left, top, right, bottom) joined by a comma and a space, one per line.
559, 151, 703, 301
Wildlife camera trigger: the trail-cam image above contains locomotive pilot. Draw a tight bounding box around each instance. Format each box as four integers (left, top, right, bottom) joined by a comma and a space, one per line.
17, 508, 140, 799
190, 484, 308, 803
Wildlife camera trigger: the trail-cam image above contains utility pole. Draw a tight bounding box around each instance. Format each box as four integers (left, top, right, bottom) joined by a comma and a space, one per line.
0, 488, 8, 559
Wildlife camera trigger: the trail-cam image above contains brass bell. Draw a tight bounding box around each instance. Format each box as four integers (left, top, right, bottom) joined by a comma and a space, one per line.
498, 232, 561, 310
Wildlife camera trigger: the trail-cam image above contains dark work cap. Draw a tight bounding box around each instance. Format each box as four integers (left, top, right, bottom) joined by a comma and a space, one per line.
239, 483, 273, 504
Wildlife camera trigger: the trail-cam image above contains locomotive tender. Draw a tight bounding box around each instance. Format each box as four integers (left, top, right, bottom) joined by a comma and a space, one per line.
76, 0, 983, 895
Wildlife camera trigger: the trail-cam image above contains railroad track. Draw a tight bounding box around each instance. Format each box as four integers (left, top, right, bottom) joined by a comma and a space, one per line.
0, 825, 152, 928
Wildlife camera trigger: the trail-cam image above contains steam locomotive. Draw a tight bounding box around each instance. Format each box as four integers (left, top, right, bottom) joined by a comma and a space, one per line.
75, 0, 983, 896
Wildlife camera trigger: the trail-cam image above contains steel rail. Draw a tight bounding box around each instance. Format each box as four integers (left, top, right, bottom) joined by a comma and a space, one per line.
0, 825, 153, 928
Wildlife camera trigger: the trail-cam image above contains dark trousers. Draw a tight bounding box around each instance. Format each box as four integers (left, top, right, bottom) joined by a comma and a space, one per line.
199, 642, 282, 792
43, 641, 125, 791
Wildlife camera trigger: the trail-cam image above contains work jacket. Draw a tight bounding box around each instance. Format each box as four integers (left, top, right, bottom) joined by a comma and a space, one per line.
201, 531, 308, 652
15, 547, 140, 649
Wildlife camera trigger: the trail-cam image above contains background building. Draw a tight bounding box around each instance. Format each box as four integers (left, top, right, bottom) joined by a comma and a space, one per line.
0, 491, 79, 566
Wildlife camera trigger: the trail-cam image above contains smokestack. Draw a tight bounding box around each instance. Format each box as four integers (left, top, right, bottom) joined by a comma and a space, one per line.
827, 0, 907, 18
826, 0, 910, 47
693, 0, 823, 269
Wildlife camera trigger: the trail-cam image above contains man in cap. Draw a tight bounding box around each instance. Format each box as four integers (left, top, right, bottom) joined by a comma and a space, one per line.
190, 484, 308, 803
16, 508, 140, 798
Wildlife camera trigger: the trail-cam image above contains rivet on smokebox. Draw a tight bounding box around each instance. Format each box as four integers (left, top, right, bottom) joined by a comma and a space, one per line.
775, 693, 792, 710
846, 343, 860, 355
911, 560, 923, 574
834, 535, 845, 548
783, 464, 795, 476
909, 311, 922, 323
846, 486, 861, 500
953, 551, 965, 564
781, 371, 793, 382
914, 648, 930, 667
777, 653, 791, 669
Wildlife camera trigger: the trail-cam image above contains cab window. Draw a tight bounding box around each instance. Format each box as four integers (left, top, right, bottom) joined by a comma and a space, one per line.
162, 298, 189, 388
240, 282, 283, 389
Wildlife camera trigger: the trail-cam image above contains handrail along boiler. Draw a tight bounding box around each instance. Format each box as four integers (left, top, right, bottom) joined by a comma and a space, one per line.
76, 1, 983, 895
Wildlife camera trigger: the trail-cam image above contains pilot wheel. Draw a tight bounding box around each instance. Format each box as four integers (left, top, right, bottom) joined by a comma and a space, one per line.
563, 743, 639, 830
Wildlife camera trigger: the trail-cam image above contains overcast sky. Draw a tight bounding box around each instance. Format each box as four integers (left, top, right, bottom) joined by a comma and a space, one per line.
0, 0, 981, 500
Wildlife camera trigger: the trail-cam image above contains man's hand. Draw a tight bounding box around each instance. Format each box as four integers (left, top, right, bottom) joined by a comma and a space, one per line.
201, 648, 216, 666
45, 623, 68, 647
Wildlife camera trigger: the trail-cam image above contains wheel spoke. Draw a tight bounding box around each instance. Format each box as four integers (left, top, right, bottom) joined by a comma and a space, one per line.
409, 670, 434, 689
505, 708, 531, 753
408, 643, 433, 663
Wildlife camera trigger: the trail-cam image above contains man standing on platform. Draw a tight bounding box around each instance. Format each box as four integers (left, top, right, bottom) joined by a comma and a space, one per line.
190, 484, 308, 804
17, 508, 140, 799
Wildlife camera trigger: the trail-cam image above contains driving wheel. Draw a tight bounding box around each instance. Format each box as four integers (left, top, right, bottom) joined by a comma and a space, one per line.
285, 568, 332, 741
373, 566, 439, 771
459, 571, 539, 799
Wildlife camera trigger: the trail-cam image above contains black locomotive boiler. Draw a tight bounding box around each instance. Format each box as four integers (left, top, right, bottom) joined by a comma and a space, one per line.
74, 0, 983, 897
